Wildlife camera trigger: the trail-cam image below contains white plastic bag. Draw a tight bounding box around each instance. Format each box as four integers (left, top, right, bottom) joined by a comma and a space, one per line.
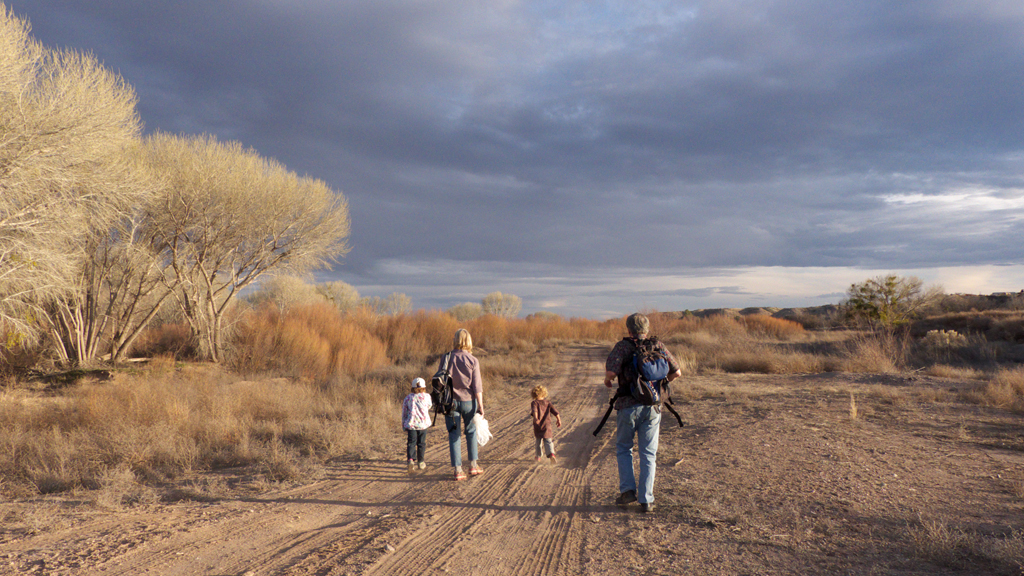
474, 413, 492, 446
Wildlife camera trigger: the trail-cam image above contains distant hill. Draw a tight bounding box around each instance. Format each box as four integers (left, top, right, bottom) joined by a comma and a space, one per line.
669, 291, 1023, 330
671, 305, 840, 321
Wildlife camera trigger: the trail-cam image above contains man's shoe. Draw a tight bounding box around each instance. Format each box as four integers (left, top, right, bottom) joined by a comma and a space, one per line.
639, 502, 654, 514
417, 461, 427, 470
615, 490, 637, 506
408, 460, 416, 474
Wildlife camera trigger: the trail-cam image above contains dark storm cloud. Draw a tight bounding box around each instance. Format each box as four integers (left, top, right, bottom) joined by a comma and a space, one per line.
8, 0, 1024, 313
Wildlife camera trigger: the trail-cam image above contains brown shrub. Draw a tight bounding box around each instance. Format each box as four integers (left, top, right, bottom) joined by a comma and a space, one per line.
839, 336, 900, 374
987, 317, 1024, 343
371, 311, 459, 363
739, 315, 806, 340
979, 367, 1024, 412
229, 303, 388, 382
129, 323, 196, 360
716, 348, 828, 374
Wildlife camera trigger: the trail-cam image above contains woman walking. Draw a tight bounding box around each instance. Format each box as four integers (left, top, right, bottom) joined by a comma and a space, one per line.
444, 328, 485, 481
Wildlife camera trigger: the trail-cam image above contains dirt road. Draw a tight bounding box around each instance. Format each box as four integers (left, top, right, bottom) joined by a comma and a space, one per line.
2, 346, 619, 575
3, 345, 1023, 575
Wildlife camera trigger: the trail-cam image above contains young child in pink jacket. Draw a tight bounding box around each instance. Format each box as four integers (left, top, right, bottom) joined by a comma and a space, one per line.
402, 377, 433, 473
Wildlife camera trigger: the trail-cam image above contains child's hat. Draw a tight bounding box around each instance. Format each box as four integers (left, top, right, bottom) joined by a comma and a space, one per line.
412, 377, 426, 388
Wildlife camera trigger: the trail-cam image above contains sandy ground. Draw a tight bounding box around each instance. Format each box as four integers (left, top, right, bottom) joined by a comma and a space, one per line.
2, 345, 1023, 575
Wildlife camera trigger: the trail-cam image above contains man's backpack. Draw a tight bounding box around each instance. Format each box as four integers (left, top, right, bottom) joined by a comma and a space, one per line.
593, 337, 685, 436
430, 351, 456, 425
622, 337, 670, 405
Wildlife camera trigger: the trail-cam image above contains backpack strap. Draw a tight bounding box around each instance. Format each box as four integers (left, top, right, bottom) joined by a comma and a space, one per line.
592, 388, 626, 436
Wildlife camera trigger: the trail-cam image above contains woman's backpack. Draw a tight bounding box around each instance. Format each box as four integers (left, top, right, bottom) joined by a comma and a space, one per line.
430, 351, 456, 424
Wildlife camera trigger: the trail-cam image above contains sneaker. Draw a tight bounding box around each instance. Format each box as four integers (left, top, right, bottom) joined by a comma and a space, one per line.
418, 461, 426, 470
468, 466, 484, 476
548, 453, 557, 463
535, 456, 542, 462
454, 468, 467, 481
639, 502, 655, 514
408, 460, 416, 474
615, 490, 637, 506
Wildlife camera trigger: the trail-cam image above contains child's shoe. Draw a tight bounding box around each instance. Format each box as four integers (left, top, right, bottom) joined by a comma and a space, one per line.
548, 453, 557, 463
535, 456, 542, 462
408, 459, 417, 474
418, 461, 426, 470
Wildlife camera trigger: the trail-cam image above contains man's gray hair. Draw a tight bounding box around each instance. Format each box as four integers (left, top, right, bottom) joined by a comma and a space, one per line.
626, 313, 649, 337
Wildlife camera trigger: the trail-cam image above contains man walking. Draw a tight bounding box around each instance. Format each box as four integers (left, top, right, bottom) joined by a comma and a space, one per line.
603, 313, 682, 513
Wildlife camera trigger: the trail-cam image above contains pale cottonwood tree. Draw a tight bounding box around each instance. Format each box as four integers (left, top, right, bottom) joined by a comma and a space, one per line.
144, 133, 350, 362
362, 292, 411, 316
1, 7, 147, 345
447, 302, 483, 321
46, 207, 179, 365
316, 280, 361, 313
248, 275, 324, 311
481, 291, 522, 318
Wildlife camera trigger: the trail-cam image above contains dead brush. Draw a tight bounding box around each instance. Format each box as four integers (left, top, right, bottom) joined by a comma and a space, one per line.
739, 315, 806, 340
923, 364, 985, 380
906, 517, 977, 568
840, 334, 901, 373
977, 366, 1024, 412
905, 516, 1024, 571
1009, 480, 1024, 499
0, 365, 400, 496
229, 303, 389, 381
128, 322, 196, 360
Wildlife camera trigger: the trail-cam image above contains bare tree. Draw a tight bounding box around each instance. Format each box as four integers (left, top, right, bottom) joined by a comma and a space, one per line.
362, 292, 412, 316
316, 280, 361, 313
481, 291, 522, 318
143, 133, 350, 362
41, 153, 176, 366
248, 275, 325, 311
447, 302, 483, 321
1, 7, 146, 345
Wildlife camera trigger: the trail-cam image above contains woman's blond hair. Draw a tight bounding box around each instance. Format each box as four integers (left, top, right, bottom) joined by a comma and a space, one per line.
453, 328, 473, 352
531, 385, 548, 400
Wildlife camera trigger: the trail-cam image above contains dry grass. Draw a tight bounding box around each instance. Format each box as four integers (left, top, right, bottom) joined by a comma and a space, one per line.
0, 365, 402, 497
906, 517, 1024, 571
839, 337, 900, 374
923, 364, 986, 380
976, 367, 1024, 412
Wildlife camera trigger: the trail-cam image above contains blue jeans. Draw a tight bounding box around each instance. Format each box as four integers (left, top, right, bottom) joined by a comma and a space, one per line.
445, 400, 478, 467
616, 404, 661, 504
407, 429, 427, 462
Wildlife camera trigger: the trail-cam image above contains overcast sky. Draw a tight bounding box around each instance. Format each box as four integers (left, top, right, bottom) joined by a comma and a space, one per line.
9, 1, 1024, 317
